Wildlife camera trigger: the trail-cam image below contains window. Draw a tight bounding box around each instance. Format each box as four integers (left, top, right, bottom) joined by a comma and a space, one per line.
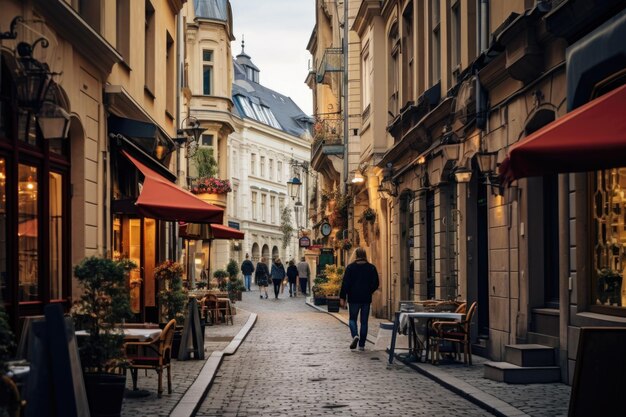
201, 134, 213, 147
277, 161, 282, 181
250, 153, 256, 175
592, 168, 626, 311
116, 0, 131, 63
144, 0, 156, 95
252, 191, 258, 220
77, 0, 101, 32
451, 0, 461, 78
203, 49, 213, 95
279, 197, 285, 212
260, 156, 265, 178
402, 2, 415, 104
261, 194, 267, 222
270, 196, 276, 224
232, 150, 238, 178
18, 168, 39, 302
232, 186, 238, 217
269, 159, 274, 180
49, 172, 64, 300
388, 23, 400, 119
362, 49, 371, 112
166, 32, 174, 116
431, 0, 441, 84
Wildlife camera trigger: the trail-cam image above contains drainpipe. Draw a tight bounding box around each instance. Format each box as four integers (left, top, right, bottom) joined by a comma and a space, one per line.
558, 174, 570, 382
342, 0, 349, 196
175, 11, 183, 262
475, 0, 489, 130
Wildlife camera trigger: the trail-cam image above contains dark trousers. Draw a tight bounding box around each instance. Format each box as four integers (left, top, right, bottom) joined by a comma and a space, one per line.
299, 277, 308, 295
348, 303, 370, 347
272, 279, 282, 298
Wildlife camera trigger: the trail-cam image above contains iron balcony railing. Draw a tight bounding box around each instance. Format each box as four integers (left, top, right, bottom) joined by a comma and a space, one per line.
311, 117, 344, 160
316, 47, 343, 84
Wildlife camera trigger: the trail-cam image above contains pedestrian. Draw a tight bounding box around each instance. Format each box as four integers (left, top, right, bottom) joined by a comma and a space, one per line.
255, 257, 270, 299
339, 247, 379, 351
296, 256, 310, 296
270, 258, 286, 299
286, 260, 299, 297
240, 253, 255, 291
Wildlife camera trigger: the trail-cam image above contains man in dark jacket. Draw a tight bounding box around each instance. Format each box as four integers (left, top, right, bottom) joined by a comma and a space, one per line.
240, 254, 255, 291
340, 247, 379, 351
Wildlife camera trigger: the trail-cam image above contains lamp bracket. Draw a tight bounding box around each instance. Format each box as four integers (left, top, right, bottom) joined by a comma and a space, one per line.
1, 16, 22, 40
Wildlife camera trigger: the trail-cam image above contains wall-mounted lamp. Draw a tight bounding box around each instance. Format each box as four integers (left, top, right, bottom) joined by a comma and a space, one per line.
442, 143, 461, 162
378, 164, 398, 199
476, 151, 504, 195
175, 116, 206, 158
351, 171, 364, 184
287, 176, 302, 200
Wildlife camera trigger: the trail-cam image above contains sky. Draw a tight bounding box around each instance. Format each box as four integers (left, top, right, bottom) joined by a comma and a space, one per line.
229, 0, 315, 116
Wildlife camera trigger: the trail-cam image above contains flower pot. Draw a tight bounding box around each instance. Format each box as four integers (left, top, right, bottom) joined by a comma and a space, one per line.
195, 192, 227, 208
84, 372, 126, 417
313, 295, 327, 306
326, 296, 340, 312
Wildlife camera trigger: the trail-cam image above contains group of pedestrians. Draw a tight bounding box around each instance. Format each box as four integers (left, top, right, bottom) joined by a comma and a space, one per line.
240, 254, 310, 299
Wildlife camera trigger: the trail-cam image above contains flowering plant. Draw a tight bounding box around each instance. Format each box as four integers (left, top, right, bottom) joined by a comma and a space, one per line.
341, 239, 352, 251
361, 208, 376, 223
191, 177, 232, 195
155, 260, 187, 324
154, 260, 184, 281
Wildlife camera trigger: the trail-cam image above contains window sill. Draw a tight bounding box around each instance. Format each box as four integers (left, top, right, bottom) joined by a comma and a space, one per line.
118, 59, 132, 72
144, 86, 156, 100
165, 109, 174, 121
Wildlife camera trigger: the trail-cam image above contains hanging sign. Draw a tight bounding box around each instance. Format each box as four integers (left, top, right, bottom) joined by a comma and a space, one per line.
299, 236, 311, 248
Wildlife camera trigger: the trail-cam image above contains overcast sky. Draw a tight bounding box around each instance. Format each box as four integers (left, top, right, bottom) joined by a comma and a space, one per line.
230, 0, 315, 116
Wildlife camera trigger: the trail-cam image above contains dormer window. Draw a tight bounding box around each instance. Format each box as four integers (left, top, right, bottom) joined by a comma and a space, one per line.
245, 66, 259, 83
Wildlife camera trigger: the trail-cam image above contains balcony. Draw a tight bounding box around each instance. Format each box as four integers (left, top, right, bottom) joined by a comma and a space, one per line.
310, 117, 344, 174
316, 48, 343, 85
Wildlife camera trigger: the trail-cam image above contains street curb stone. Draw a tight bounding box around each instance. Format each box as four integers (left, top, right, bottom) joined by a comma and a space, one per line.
169, 311, 258, 417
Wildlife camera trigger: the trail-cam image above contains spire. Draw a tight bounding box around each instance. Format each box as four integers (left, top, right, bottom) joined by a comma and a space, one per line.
241, 34, 245, 55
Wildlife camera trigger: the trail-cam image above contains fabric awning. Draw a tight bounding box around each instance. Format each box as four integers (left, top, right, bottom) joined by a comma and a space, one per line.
499, 83, 626, 184
179, 222, 244, 240
123, 151, 224, 223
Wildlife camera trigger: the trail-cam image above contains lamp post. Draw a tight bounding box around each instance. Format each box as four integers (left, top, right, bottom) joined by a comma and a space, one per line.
287, 176, 302, 201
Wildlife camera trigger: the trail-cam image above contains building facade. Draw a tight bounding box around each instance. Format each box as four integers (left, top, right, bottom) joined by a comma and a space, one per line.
229, 47, 312, 270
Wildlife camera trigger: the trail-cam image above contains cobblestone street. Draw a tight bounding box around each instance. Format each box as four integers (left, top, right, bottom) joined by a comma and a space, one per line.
196, 290, 490, 417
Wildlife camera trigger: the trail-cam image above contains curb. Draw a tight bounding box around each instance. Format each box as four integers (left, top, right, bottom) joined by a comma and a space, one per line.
170, 312, 258, 417
307, 299, 528, 417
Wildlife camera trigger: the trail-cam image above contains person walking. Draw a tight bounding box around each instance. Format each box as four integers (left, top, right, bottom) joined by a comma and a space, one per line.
255, 257, 270, 299
240, 254, 255, 291
296, 257, 310, 296
339, 247, 379, 351
270, 258, 286, 299
286, 260, 299, 297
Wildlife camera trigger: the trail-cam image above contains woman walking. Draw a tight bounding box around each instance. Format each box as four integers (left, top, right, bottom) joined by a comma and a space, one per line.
270, 258, 286, 299
255, 257, 270, 299
286, 260, 299, 297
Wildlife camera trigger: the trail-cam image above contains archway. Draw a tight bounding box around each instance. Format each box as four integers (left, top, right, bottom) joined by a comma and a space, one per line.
251, 242, 260, 263
272, 246, 279, 262
262, 244, 270, 264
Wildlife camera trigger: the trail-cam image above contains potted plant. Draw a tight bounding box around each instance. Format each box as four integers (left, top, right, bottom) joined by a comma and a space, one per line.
361, 208, 376, 224
71, 256, 134, 417
226, 278, 246, 302
213, 269, 229, 291
312, 275, 328, 306
196, 281, 208, 290
318, 264, 345, 313
155, 260, 187, 358
341, 239, 353, 251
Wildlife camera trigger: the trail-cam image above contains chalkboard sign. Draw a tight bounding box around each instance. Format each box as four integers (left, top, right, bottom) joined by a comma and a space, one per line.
569, 327, 626, 417
178, 298, 204, 361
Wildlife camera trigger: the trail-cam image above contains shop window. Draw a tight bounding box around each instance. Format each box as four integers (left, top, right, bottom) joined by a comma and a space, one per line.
592, 168, 626, 310
18, 164, 39, 302
0, 159, 6, 302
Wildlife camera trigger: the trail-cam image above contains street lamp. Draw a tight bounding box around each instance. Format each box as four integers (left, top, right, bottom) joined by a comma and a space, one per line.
454, 165, 472, 184
287, 176, 302, 200
175, 116, 206, 187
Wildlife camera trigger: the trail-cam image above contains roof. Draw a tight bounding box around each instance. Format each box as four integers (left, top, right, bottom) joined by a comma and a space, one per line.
194, 0, 228, 21
232, 57, 313, 137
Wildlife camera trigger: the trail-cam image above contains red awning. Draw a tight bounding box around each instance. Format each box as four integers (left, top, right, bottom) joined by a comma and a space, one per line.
499, 84, 626, 184
178, 222, 244, 240
123, 151, 223, 224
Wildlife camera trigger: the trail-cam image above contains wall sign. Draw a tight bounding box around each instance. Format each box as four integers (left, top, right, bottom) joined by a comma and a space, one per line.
299, 236, 311, 248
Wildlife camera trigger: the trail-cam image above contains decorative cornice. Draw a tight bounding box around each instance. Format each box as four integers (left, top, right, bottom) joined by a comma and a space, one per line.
352, 0, 381, 36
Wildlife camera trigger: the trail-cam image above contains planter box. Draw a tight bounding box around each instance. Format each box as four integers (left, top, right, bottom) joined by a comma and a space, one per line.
313, 296, 327, 306
326, 296, 340, 312
195, 192, 227, 208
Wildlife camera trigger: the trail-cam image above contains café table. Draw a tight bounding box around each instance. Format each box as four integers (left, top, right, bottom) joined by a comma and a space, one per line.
388, 311, 465, 365
75, 327, 162, 342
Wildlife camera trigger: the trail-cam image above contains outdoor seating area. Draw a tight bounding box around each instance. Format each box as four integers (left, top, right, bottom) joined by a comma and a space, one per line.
388, 300, 477, 366
201, 292, 233, 325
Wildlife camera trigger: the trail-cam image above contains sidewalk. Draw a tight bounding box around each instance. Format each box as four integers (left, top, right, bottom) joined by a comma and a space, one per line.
306, 299, 571, 417
120, 305, 257, 417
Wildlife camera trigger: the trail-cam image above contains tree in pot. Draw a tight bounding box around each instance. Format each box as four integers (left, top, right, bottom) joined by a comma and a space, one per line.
71, 256, 135, 417
213, 269, 229, 291
312, 275, 329, 306
154, 260, 187, 358
225, 259, 245, 302
318, 264, 345, 313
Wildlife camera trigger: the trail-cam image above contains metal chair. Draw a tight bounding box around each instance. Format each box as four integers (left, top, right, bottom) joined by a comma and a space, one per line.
205, 293, 233, 325
125, 319, 176, 398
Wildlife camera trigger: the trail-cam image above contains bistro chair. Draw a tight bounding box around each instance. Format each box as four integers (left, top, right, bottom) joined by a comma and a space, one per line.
430, 302, 477, 365
204, 293, 233, 325
125, 319, 176, 398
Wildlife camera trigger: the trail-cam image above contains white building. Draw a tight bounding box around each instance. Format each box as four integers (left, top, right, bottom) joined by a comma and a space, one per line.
227, 46, 312, 267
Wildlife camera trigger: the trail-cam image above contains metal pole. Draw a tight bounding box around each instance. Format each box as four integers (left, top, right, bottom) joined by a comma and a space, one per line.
342, 0, 349, 196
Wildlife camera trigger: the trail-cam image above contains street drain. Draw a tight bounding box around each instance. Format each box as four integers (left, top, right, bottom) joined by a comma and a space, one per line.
308, 378, 327, 382
322, 404, 348, 409
306, 364, 322, 367
370, 357, 380, 361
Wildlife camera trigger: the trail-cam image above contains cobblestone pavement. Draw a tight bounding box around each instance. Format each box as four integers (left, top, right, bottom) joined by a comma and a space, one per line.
330, 305, 571, 417
196, 290, 490, 417
120, 306, 251, 417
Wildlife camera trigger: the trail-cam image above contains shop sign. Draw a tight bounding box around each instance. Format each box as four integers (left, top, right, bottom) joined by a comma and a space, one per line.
299, 236, 311, 248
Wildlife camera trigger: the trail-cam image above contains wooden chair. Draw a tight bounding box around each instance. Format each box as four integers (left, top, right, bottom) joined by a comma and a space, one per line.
205, 293, 233, 325
125, 319, 176, 398
430, 301, 477, 365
